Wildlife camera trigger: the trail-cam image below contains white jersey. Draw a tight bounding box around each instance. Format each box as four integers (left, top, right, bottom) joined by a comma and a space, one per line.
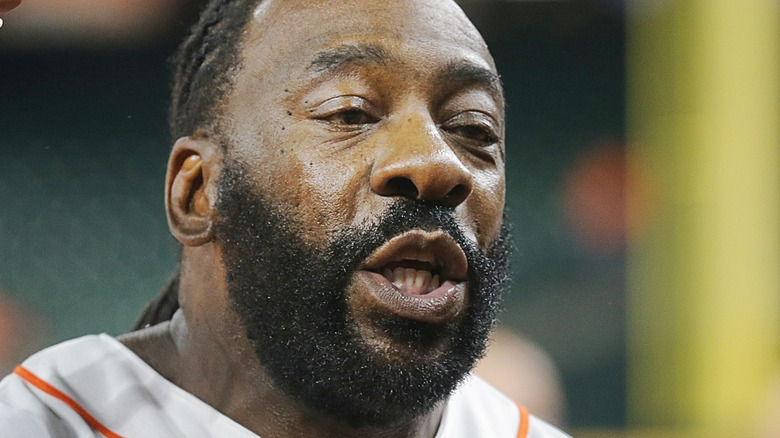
0, 335, 569, 438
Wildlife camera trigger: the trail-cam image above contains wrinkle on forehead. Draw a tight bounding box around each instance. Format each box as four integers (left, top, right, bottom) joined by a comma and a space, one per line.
246, 0, 493, 66
308, 44, 391, 75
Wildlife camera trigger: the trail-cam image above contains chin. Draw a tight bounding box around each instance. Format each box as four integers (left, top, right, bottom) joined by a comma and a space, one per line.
349, 304, 465, 366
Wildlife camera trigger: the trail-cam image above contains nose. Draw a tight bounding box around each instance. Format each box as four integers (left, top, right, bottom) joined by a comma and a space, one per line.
370, 115, 474, 207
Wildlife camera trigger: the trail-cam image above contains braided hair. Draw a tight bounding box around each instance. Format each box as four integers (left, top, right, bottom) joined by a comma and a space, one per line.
133, 0, 260, 331
169, 0, 260, 140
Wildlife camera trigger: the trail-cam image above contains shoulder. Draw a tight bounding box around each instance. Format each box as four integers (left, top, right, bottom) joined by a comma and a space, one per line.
1, 333, 262, 438
0, 335, 118, 437
0, 334, 150, 437
437, 375, 571, 438
0, 373, 73, 438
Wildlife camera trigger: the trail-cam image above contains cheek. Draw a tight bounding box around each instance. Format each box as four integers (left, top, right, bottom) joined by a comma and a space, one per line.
465, 169, 505, 251
226, 117, 374, 247
259, 124, 376, 246
292, 148, 372, 242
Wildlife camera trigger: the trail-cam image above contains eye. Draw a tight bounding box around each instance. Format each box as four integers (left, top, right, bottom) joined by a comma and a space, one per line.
442, 111, 499, 145
448, 125, 498, 143
309, 96, 380, 129
324, 108, 378, 126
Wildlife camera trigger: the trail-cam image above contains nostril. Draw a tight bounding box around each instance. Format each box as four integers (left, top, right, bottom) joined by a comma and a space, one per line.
386, 177, 418, 198
444, 184, 470, 206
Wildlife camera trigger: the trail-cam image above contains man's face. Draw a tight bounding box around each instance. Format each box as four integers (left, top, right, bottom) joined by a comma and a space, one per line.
213, 0, 507, 427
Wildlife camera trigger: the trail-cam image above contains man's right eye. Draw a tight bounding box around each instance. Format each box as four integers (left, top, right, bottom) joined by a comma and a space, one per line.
324, 108, 378, 126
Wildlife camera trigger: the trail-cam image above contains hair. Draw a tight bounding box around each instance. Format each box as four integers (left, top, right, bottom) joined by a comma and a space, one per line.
134, 269, 180, 329
169, 0, 260, 140
134, 0, 259, 331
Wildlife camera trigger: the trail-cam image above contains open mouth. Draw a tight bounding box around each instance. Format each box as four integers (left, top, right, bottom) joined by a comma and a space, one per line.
382, 262, 443, 296
352, 229, 469, 324
362, 229, 468, 295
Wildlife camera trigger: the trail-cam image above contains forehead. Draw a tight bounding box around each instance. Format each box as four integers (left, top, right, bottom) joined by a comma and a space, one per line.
240, 0, 496, 80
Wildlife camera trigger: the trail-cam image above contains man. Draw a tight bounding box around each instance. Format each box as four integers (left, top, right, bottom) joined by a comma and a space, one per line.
0, 0, 570, 436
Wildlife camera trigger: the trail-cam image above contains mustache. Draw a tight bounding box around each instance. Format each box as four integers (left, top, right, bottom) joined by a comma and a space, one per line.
325, 199, 480, 276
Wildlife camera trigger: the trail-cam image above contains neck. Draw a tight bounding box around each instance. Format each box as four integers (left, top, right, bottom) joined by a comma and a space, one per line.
120, 244, 446, 438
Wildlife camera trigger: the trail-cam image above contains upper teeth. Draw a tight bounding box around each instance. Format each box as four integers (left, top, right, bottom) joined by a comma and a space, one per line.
383, 267, 441, 290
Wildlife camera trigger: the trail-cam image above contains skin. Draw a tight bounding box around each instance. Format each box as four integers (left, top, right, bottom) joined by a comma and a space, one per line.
120, 0, 506, 437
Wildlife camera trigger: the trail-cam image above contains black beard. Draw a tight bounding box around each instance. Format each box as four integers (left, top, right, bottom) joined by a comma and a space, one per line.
214, 161, 511, 428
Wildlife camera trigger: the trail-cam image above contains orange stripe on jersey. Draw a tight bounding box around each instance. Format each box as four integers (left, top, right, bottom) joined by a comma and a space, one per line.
516, 404, 530, 438
13, 365, 126, 438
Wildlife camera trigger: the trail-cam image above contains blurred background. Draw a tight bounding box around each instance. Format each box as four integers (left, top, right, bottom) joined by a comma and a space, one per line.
1, 0, 778, 436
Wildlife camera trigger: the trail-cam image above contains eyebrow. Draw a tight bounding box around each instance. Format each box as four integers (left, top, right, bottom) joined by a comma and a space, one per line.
438, 61, 504, 100
305, 43, 504, 101
307, 44, 391, 75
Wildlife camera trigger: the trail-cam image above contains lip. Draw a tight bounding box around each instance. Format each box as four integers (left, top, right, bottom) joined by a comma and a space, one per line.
359, 230, 468, 281
353, 230, 469, 324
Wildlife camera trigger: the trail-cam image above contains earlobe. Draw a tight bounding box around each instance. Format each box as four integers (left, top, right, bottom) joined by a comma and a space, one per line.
166, 137, 221, 246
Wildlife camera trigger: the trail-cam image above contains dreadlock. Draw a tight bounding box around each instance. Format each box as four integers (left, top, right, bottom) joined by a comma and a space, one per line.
133, 0, 260, 331
133, 268, 181, 330
169, 0, 260, 140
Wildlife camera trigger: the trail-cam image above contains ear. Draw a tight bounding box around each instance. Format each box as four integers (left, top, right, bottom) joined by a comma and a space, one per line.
165, 137, 222, 246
